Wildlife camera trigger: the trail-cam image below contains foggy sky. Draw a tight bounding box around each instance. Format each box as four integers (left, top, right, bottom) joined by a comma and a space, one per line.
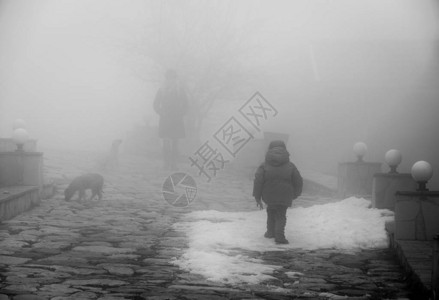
0, 0, 438, 186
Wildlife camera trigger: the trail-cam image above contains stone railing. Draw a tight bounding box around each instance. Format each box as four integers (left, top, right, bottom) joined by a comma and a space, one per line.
0, 186, 40, 222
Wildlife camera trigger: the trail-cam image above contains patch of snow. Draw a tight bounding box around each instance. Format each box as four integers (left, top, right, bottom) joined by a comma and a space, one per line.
172, 197, 393, 284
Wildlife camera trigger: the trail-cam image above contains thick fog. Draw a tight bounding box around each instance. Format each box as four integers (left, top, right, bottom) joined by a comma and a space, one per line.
1, 0, 438, 187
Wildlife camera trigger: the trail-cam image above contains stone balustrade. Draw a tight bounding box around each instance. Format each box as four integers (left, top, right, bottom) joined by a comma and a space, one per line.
0, 186, 40, 222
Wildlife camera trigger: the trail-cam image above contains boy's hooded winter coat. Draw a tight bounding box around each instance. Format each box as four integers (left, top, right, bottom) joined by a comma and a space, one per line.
253, 141, 303, 207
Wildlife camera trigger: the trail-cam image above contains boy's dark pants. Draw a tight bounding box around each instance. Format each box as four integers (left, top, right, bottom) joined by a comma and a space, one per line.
266, 205, 288, 240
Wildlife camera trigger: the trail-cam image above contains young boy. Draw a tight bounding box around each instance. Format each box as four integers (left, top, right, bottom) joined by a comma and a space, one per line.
253, 140, 303, 244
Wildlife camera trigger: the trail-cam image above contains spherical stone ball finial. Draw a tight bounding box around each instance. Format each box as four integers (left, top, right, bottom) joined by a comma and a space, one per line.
353, 142, 367, 162
411, 161, 433, 191
385, 149, 402, 173
12, 128, 29, 145
13, 119, 27, 130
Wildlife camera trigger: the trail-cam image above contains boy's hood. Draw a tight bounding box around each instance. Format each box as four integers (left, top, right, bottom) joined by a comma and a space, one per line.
265, 146, 289, 166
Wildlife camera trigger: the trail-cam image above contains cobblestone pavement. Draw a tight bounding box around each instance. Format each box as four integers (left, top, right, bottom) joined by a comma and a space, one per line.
0, 150, 421, 299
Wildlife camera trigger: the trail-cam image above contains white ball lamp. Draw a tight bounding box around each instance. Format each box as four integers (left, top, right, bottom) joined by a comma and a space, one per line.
12, 128, 29, 152
411, 160, 433, 191
353, 142, 367, 162
385, 149, 402, 174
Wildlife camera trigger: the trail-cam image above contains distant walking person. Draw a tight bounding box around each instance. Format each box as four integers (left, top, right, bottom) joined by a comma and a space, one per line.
253, 140, 303, 244
153, 69, 188, 170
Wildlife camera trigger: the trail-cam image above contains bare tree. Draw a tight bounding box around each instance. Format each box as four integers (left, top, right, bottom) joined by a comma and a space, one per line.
127, 1, 266, 141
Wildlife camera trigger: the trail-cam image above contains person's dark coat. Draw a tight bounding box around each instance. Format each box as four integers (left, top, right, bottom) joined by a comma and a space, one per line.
153, 83, 188, 139
253, 142, 303, 207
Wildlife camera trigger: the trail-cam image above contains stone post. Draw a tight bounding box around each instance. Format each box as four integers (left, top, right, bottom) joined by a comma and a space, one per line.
0, 151, 44, 188
337, 161, 381, 199
372, 149, 416, 210
337, 142, 381, 199
372, 173, 417, 210
394, 191, 439, 240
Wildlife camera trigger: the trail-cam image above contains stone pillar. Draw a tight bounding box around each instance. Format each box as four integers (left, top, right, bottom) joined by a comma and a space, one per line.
337, 161, 381, 199
394, 191, 439, 240
372, 173, 417, 210
0, 151, 44, 188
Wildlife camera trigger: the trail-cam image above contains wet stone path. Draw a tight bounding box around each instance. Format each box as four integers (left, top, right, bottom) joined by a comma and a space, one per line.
0, 150, 419, 299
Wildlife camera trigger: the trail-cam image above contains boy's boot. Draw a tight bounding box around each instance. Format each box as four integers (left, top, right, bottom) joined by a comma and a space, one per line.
274, 206, 289, 244
264, 207, 275, 238
275, 226, 289, 244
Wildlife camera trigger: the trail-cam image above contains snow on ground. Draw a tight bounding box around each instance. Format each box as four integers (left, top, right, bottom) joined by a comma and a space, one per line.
172, 197, 394, 285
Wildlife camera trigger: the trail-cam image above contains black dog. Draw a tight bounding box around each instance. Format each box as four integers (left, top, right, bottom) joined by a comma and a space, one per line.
64, 173, 104, 202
